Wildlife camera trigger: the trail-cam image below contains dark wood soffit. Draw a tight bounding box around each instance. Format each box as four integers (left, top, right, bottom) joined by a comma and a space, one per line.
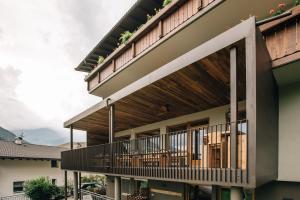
71, 46, 246, 133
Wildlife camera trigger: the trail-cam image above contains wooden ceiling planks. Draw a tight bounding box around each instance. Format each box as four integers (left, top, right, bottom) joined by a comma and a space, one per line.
71, 46, 246, 134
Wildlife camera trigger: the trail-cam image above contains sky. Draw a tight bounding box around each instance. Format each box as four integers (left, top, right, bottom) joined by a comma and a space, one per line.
0, 0, 136, 142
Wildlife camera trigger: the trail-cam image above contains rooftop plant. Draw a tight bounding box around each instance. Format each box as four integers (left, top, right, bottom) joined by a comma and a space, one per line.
97, 56, 105, 65
119, 31, 133, 44
269, 3, 286, 16
163, 0, 172, 7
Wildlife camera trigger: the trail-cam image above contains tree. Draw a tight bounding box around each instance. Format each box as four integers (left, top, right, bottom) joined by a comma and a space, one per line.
24, 177, 60, 200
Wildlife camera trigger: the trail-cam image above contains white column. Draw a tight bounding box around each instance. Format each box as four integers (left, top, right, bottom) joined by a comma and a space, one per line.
160, 126, 167, 150
73, 172, 79, 200
231, 187, 243, 200
114, 177, 121, 200
211, 185, 217, 200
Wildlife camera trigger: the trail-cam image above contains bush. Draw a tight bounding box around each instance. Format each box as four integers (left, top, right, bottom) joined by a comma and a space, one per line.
24, 177, 61, 200
163, 0, 172, 7
119, 31, 133, 44
97, 56, 105, 65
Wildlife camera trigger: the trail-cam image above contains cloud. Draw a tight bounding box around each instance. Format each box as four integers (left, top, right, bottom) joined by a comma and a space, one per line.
0, 0, 136, 143
0, 66, 45, 130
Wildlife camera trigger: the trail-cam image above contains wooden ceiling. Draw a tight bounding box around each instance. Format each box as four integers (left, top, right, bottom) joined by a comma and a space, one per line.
72, 44, 246, 134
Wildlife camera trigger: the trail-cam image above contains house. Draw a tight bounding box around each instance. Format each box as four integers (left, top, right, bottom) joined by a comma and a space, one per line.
58, 142, 86, 149
61, 0, 300, 199
0, 137, 67, 197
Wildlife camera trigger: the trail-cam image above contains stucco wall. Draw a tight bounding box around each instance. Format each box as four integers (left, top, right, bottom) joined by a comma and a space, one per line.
115, 102, 245, 138
0, 159, 65, 197
256, 181, 300, 200
278, 82, 300, 182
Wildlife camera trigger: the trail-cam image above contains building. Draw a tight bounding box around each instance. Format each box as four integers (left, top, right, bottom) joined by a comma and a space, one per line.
61, 0, 300, 199
58, 142, 86, 149
0, 138, 66, 197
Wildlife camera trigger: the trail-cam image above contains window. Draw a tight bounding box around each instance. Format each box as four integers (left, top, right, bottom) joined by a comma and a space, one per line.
51, 160, 58, 168
13, 181, 24, 193
52, 179, 57, 185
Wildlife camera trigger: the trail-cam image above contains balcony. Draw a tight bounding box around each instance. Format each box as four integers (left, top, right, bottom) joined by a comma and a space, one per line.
86, 0, 221, 96
64, 17, 278, 188
62, 121, 248, 186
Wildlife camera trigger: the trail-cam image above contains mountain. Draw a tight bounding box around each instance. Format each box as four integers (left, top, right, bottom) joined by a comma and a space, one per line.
0, 127, 17, 141
13, 128, 68, 146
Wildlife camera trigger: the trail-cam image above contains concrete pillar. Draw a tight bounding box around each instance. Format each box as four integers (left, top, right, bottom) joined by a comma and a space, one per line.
160, 126, 167, 150
64, 171, 68, 200
230, 47, 238, 170
73, 172, 79, 200
79, 172, 82, 200
211, 185, 217, 200
231, 187, 243, 200
129, 178, 135, 194
114, 177, 121, 200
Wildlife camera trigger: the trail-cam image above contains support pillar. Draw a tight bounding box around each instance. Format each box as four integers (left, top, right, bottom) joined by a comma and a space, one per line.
70, 125, 73, 150
108, 104, 115, 171
79, 172, 82, 200
230, 187, 243, 200
70, 126, 79, 200
129, 178, 135, 194
109, 104, 115, 144
64, 171, 68, 200
211, 185, 217, 200
230, 47, 238, 170
73, 172, 79, 200
160, 127, 167, 150
114, 177, 121, 200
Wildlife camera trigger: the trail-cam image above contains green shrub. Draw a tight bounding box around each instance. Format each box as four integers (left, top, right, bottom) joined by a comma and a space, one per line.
24, 177, 61, 200
163, 0, 172, 7
119, 31, 133, 44
97, 56, 105, 65
296, 0, 300, 5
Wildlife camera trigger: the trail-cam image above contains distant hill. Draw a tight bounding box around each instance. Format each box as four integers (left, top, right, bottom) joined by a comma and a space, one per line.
0, 127, 17, 141
13, 128, 68, 146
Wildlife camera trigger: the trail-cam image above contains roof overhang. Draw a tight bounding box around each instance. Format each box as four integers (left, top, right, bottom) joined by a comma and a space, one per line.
76, 0, 165, 72
64, 17, 255, 133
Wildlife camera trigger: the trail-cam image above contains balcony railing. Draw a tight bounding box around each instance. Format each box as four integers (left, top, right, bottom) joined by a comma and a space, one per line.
0, 194, 30, 200
62, 121, 248, 185
87, 0, 219, 91
80, 190, 113, 200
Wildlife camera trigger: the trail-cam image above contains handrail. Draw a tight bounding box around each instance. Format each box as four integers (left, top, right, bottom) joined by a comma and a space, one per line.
86, 0, 220, 91
0, 194, 30, 200
62, 120, 249, 185
80, 189, 114, 200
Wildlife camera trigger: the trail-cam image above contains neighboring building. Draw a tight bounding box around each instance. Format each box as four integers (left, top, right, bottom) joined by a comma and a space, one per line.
58, 142, 86, 149
0, 138, 67, 197
61, 0, 300, 200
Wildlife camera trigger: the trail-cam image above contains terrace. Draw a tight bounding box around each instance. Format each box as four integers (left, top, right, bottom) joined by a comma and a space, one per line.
62, 17, 278, 188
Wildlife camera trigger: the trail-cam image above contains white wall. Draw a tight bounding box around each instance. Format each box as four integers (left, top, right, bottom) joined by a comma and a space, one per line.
278, 82, 300, 182
115, 102, 245, 138
0, 159, 66, 197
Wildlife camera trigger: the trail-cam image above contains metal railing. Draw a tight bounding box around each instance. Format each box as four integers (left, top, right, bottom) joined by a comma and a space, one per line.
80, 190, 114, 200
62, 121, 248, 185
0, 194, 30, 200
